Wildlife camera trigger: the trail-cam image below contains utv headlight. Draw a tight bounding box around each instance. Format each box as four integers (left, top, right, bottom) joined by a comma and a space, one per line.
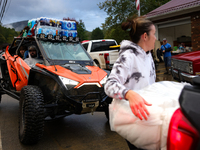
59, 76, 79, 89
100, 76, 107, 85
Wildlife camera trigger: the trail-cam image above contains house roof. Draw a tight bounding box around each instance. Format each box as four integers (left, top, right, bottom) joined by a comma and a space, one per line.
146, 0, 200, 18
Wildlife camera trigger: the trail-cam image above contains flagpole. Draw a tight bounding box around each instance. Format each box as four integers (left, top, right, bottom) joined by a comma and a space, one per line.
136, 0, 140, 16
138, 8, 140, 17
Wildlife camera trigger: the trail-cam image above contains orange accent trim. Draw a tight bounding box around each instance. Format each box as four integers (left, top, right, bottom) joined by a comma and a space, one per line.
5, 47, 17, 88
14, 57, 30, 91
5, 46, 30, 91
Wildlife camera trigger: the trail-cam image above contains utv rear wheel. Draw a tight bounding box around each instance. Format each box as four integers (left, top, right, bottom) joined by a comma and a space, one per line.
19, 85, 45, 145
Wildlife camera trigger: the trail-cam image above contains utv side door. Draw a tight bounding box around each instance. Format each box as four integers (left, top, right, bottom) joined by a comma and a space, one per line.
4, 39, 30, 91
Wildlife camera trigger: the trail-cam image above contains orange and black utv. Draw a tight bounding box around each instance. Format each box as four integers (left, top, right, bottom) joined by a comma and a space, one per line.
0, 36, 111, 145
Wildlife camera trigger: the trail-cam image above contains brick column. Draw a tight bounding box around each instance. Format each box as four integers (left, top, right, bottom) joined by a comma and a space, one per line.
191, 11, 200, 51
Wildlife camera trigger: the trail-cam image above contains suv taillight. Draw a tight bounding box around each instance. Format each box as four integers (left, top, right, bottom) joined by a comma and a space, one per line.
104, 53, 110, 64
167, 108, 199, 150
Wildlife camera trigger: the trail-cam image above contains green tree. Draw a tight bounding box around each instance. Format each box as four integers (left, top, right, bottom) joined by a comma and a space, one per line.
91, 27, 104, 40
0, 34, 6, 44
77, 20, 88, 41
98, 0, 136, 28
6, 34, 14, 44
101, 23, 108, 37
98, 0, 170, 43
104, 24, 129, 44
98, 0, 170, 27
85, 31, 92, 40
0, 25, 19, 44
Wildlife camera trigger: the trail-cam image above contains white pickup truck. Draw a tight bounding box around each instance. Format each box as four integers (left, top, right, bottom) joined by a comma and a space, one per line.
81, 39, 119, 70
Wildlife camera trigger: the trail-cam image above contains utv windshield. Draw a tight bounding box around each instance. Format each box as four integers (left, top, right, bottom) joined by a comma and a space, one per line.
39, 41, 91, 61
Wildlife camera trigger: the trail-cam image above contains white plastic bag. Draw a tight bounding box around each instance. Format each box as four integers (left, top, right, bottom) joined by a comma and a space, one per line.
109, 81, 190, 150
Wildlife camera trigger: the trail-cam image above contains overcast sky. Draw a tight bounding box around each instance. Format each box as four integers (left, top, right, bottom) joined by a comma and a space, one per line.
2, 0, 108, 32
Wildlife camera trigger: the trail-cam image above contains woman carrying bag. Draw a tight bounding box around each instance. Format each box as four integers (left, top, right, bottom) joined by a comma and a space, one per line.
104, 16, 156, 150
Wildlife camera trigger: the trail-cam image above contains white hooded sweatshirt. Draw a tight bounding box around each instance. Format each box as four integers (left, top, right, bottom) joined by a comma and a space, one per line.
104, 40, 156, 100
24, 49, 43, 67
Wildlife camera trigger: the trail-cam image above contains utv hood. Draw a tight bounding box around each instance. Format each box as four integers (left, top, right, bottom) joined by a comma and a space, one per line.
36, 63, 107, 87
61, 64, 92, 74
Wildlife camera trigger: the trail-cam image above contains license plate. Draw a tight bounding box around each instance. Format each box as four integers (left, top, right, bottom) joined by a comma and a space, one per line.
86, 103, 95, 108
82, 101, 99, 109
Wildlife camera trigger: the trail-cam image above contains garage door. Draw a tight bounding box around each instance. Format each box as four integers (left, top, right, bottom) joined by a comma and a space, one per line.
157, 17, 191, 47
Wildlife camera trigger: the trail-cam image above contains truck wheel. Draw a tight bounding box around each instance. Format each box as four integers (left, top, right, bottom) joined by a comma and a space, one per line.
19, 85, 45, 145
94, 60, 101, 68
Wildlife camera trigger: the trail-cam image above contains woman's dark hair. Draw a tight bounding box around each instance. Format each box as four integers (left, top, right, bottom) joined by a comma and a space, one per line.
121, 16, 153, 43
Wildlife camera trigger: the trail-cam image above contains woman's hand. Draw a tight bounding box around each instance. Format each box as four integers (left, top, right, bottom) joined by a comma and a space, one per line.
125, 90, 152, 120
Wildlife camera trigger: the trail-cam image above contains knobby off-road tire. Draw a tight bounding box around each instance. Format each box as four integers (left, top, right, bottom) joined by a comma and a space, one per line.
94, 60, 101, 68
19, 85, 45, 145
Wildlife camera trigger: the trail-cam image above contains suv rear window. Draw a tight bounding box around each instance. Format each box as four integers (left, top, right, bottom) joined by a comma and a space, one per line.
91, 41, 116, 52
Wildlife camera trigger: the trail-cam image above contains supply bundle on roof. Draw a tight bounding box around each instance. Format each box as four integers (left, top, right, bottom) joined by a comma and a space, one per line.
23, 17, 77, 39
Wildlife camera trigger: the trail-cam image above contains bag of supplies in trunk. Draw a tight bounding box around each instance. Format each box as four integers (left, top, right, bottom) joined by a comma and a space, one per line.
109, 81, 190, 150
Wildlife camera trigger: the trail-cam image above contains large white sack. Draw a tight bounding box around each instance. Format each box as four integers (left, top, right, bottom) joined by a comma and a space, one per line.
109, 81, 190, 150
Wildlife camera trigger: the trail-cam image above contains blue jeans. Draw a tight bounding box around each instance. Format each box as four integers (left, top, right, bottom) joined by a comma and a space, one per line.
164, 56, 171, 67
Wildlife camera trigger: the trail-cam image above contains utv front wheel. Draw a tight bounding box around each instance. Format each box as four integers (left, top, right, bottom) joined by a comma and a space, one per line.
19, 85, 45, 145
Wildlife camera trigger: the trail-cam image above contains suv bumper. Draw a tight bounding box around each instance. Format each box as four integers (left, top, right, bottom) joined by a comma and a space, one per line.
171, 67, 198, 84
